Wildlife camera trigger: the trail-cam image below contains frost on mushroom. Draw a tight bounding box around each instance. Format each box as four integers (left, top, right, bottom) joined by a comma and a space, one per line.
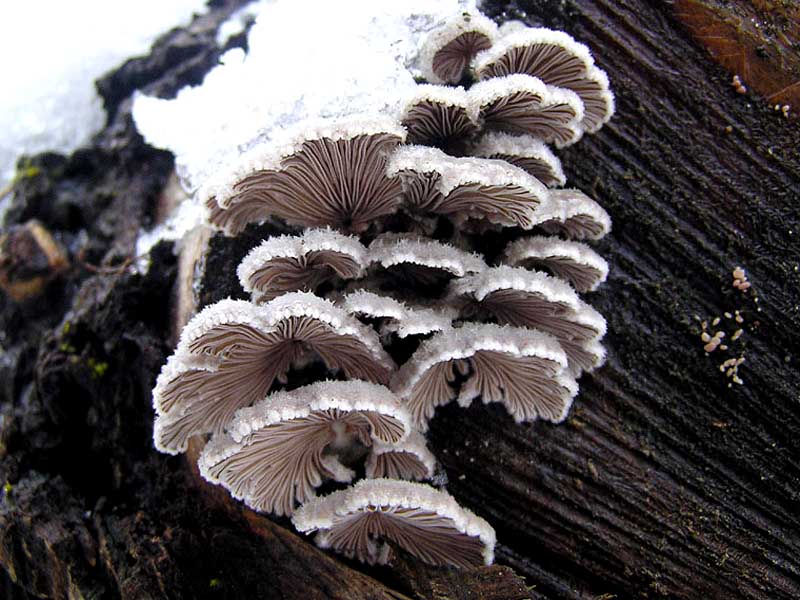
392, 322, 578, 431
152, 294, 395, 454
468, 74, 585, 148
469, 131, 566, 187
341, 290, 455, 339
368, 233, 486, 293
419, 11, 497, 85
292, 478, 496, 568
400, 85, 478, 150
473, 27, 615, 133
203, 116, 406, 235
237, 228, 367, 303
387, 145, 551, 229
199, 381, 411, 516
503, 236, 609, 293
536, 189, 612, 241
365, 431, 437, 481
447, 267, 607, 375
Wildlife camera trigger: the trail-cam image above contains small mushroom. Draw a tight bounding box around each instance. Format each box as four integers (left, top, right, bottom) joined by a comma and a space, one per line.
473, 26, 615, 133
400, 85, 478, 149
502, 235, 609, 292
203, 116, 406, 234
387, 145, 550, 229
365, 431, 437, 482
340, 289, 455, 339
447, 266, 607, 375
237, 228, 367, 303
419, 12, 498, 85
392, 322, 578, 431
536, 189, 612, 240
468, 131, 566, 187
152, 294, 395, 454
468, 74, 585, 147
200, 380, 411, 516
292, 478, 496, 568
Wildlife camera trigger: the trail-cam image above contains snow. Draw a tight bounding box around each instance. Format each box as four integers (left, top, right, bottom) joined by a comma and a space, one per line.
133, 0, 478, 193
0, 0, 207, 192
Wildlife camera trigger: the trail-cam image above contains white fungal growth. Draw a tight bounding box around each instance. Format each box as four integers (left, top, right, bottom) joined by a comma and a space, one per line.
369, 233, 486, 278
341, 290, 456, 338
536, 189, 612, 240
292, 478, 496, 567
418, 11, 498, 84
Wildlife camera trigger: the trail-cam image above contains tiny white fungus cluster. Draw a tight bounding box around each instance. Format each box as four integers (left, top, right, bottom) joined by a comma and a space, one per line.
143, 0, 615, 570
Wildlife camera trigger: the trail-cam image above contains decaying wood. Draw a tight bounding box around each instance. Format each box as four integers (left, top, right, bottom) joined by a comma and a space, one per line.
1, 0, 799, 598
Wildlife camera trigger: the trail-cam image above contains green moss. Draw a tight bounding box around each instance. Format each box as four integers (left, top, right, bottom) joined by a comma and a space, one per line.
3, 481, 12, 495
87, 357, 109, 379
209, 578, 222, 589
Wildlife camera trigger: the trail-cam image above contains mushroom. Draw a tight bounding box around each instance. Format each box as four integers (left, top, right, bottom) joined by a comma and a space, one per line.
418, 12, 498, 85
367, 233, 486, 293
392, 322, 578, 431
447, 266, 607, 375
468, 131, 566, 187
365, 431, 437, 482
237, 228, 368, 303
467, 74, 585, 147
387, 145, 551, 229
202, 116, 406, 235
152, 294, 395, 454
472, 26, 615, 133
502, 235, 609, 293
400, 85, 478, 149
199, 380, 411, 516
340, 289, 455, 339
292, 478, 496, 568
537, 189, 612, 240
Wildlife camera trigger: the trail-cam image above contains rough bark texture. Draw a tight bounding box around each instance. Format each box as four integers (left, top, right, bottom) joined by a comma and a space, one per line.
1, 0, 799, 599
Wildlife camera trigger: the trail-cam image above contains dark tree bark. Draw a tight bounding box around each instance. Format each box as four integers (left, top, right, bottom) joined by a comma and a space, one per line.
1, 0, 798, 599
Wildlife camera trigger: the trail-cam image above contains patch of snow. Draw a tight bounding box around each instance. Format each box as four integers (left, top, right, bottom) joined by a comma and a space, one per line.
0, 0, 207, 192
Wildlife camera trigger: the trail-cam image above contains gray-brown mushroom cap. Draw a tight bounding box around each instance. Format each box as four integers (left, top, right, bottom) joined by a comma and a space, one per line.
152, 294, 395, 454
199, 381, 411, 516
469, 131, 566, 187
292, 478, 496, 567
473, 27, 615, 133
502, 235, 609, 292
365, 431, 436, 481
536, 189, 612, 240
237, 228, 367, 303
387, 145, 551, 229
202, 116, 406, 235
447, 266, 607, 375
400, 85, 478, 148
419, 12, 498, 85
468, 74, 585, 148
392, 322, 578, 431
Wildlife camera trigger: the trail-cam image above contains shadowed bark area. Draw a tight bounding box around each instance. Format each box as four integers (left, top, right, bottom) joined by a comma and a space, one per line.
1, 0, 799, 598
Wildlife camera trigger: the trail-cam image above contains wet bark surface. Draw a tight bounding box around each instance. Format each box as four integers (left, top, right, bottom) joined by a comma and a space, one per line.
1, 0, 798, 598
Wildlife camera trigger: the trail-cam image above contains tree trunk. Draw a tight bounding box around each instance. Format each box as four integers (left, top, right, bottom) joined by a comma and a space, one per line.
1, 0, 798, 598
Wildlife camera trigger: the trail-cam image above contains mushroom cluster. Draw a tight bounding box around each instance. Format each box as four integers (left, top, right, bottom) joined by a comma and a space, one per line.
152, 5, 613, 570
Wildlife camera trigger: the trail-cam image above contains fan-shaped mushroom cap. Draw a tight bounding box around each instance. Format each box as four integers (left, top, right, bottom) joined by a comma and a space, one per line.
473, 27, 615, 133
468, 74, 585, 147
400, 85, 478, 148
387, 145, 551, 229
369, 233, 486, 279
393, 322, 577, 431
537, 189, 612, 240
203, 115, 406, 235
237, 229, 368, 303
199, 380, 411, 516
365, 431, 436, 481
152, 294, 395, 454
469, 131, 566, 187
419, 12, 498, 85
502, 235, 609, 292
292, 478, 496, 567
341, 290, 455, 338
447, 266, 607, 375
